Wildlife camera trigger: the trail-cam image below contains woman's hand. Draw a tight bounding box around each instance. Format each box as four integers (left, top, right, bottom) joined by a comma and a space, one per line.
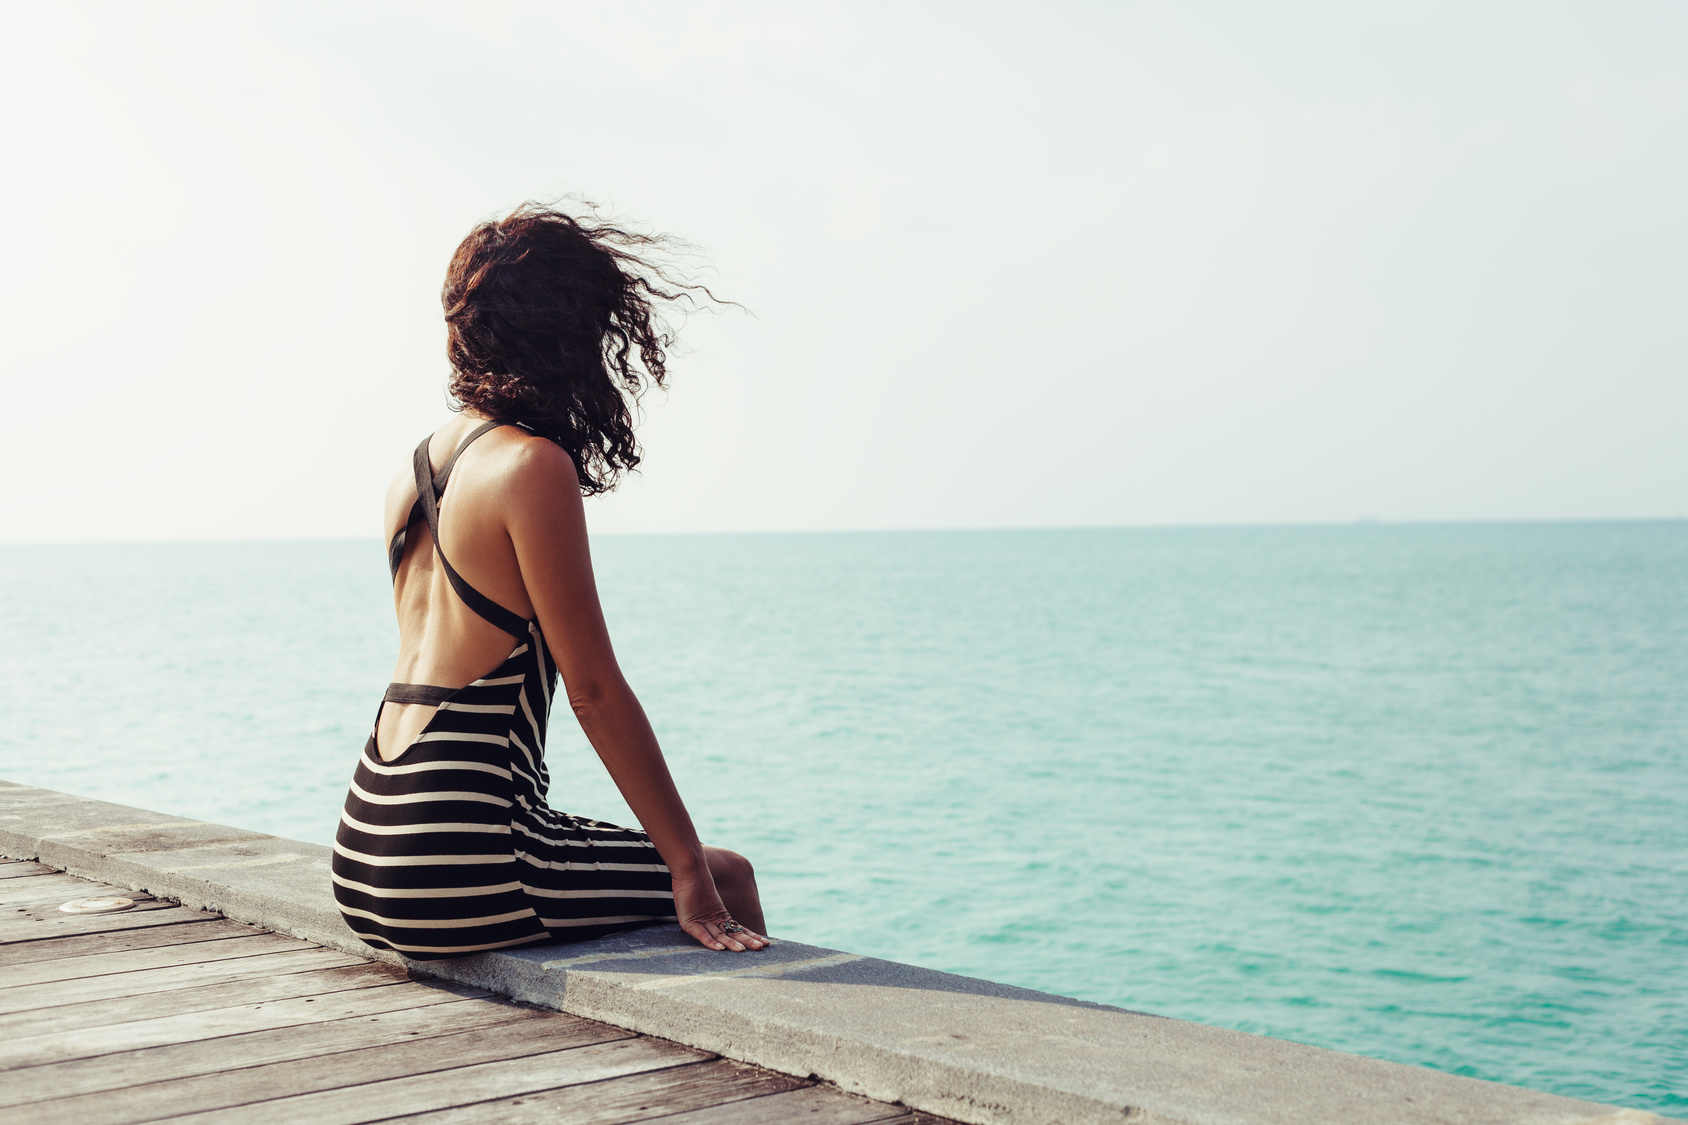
674, 871, 769, 952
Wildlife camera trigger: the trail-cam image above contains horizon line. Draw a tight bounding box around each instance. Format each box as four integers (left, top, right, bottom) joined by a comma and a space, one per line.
2, 514, 1685, 549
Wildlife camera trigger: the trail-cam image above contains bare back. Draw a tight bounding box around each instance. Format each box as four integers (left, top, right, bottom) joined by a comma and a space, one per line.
377, 414, 545, 762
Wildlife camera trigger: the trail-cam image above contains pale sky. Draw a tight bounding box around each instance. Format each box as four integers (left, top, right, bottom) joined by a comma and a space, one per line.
2, 1, 1683, 543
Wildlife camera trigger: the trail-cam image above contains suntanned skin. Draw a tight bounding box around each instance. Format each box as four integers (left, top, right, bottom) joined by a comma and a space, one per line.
375, 408, 768, 951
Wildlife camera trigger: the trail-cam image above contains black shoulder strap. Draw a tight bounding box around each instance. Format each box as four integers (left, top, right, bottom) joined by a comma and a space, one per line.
389, 419, 532, 640
387, 436, 434, 578
387, 419, 513, 576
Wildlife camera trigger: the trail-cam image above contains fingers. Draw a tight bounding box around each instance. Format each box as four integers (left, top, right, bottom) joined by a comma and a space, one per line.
682, 917, 772, 953
711, 921, 770, 952
682, 920, 730, 951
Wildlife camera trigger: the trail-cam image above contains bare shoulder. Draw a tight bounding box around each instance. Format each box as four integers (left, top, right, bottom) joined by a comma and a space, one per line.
467, 426, 583, 523
503, 428, 580, 482
479, 428, 579, 492
388, 419, 582, 534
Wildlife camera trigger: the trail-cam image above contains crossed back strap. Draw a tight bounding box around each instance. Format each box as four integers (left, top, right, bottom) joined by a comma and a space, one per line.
386, 419, 531, 640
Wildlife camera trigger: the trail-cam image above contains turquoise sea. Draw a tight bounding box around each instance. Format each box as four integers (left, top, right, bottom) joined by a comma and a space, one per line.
2, 522, 1683, 1112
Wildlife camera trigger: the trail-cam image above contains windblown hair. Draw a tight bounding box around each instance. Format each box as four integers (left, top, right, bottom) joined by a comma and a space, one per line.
442, 202, 713, 495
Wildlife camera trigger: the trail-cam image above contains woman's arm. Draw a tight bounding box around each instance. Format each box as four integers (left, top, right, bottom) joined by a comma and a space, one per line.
500, 438, 765, 951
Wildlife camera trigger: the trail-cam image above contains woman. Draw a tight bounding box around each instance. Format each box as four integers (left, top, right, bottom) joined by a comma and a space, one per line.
332, 204, 768, 959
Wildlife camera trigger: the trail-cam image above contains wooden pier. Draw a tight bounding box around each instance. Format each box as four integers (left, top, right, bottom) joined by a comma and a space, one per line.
0, 858, 951, 1124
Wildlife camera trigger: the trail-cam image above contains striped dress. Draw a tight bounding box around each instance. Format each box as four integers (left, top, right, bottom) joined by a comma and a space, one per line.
332, 420, 677, 958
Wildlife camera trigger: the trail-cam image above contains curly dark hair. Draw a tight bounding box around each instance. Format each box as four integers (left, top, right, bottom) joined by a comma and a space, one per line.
442, 202, 715, 495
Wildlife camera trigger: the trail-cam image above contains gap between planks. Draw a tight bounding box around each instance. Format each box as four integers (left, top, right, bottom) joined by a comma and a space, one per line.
2, 931, 316, 990
0, 920, 270, 967
3, 977, 494, 1070
0, 997, 548, 1109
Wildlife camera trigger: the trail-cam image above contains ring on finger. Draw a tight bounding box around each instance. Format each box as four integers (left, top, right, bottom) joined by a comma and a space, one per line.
720, 921, 747, 935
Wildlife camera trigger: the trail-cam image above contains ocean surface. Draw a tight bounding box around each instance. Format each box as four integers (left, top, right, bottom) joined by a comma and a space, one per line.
2, 522, 1683, 1112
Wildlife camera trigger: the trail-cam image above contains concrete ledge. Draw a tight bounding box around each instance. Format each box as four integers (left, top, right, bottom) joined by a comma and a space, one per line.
0, 779, 1674, 1125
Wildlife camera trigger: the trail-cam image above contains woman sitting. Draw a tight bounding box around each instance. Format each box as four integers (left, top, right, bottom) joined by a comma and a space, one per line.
332, 204, 768, 958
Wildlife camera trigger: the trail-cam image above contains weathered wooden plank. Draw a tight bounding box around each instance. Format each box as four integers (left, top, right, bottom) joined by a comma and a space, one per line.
0, 863, 61, 882
0, 902, 214, 942
0, 864, 83, 885
0, 873, 121, 906
0, 920, 259, 968
632, 1084, 931, 1124
0, 960, 408, 1043
386, 1057, 810, 1125
2, 932, 313, 990
0, 945, 359, 1017
25, 1013, 632, 1125
0, 997, 541, 1109
0, 860, 55, 879
3, 978, 491, 1069
146, 1036, 712, 1125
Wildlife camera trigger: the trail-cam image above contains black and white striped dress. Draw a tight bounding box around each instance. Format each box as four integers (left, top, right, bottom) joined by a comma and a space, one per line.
333, 420, 677, 958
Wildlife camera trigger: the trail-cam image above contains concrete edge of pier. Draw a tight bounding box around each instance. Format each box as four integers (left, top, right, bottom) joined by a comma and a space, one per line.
0, 779, 1675, 1125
